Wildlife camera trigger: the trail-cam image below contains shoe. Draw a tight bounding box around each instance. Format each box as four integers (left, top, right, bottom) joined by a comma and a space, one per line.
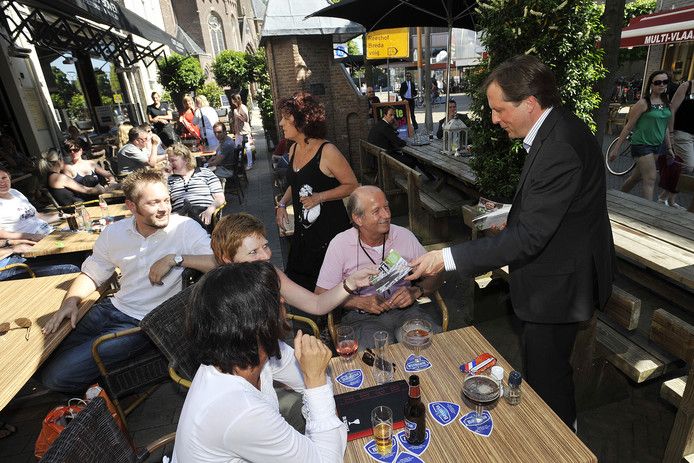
667, 201, 685, 210
657, 197, 666, 204
245, 165, 253, 171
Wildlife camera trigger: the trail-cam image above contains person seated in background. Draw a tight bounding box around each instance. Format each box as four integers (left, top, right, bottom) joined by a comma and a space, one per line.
166, 143, 224, 228
63, 140, 116, 190
316, 186, 443, 349
0, 166, 79, 280
271, 137, 293, 191
66, 125, 104, 158
39, 149, 106, 208
436, 99, 469, 139
206, 122, 238, 179
366, 86, 380, 118
172, 262, 347, 463
40, 168, 213, 392
367, 106, 437, 182
0, 134, 41, 202
116, 122, 133, 151
117, 126, 164, 175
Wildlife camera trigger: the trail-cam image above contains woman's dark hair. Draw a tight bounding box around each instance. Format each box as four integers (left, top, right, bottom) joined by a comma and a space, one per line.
483, 55, 561, 109
187, 262, 283, 373
644, 70, 671, 111
277, 91, 327, 142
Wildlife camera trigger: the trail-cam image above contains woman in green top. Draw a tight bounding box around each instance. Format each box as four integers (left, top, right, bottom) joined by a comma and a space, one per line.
610, 70, 674, 201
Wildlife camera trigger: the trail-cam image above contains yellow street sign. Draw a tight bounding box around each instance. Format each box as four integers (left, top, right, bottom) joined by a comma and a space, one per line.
113, 94, 123, 104
366, 27, 410, 60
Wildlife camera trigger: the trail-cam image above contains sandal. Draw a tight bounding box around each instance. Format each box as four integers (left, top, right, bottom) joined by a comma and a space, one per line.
0, 422, 17, 439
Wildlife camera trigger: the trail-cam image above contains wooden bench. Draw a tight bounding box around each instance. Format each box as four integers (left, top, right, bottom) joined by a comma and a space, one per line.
643, 309, 694, 462
676, 173, 694, 213
380, 151, 465, 244
358, 140, 382, 186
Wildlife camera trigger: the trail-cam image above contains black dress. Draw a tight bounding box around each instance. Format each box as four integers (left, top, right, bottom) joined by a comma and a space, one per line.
286, 142, 350, 292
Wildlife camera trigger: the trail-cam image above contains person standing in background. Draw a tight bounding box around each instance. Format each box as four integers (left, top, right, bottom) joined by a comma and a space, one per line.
399, 73, 418, 130
193, 95, 219, 151
232, 93, 253, 171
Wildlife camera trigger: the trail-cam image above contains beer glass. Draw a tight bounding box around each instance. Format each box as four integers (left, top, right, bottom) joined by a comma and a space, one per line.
335, 325, 358, 360
463, 369, 500, 424
371, 406, 393, 456
402, 318, 432, 362
373, 331, 394, 384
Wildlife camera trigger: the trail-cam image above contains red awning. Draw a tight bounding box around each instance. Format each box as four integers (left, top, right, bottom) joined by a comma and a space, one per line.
621, 5, 694, 48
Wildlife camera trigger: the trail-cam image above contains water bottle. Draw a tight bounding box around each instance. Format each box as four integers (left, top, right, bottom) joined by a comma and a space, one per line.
98, 195, 112, 226
76, 205, 91, 231
506, 370, 522, 405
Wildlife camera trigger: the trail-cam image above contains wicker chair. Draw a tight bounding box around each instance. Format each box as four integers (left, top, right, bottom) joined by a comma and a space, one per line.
40, 397, 174, 463
0, 262, 36, 278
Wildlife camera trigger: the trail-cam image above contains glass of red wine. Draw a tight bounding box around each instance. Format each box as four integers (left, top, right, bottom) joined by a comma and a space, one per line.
463, 369, 500, 424
336, 325, 358, 360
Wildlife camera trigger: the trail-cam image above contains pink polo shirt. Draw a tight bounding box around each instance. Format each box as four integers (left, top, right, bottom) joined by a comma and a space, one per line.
316, 224, 426, 298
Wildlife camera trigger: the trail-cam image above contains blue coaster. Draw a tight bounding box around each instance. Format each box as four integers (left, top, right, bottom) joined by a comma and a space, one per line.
394, 453, 425, 463
428, 401, 460, 426
404, 354, 432, 372
335, 369, 363, 389
396, 429, 430, 455
364, 436, 398, 462
460, 410, 494, 437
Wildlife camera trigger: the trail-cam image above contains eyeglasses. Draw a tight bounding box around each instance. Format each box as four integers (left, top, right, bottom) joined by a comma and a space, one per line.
0, 318, 32, 341
213, 131, 224, 135
652, 79, 669, 86
69, 147, 81, 153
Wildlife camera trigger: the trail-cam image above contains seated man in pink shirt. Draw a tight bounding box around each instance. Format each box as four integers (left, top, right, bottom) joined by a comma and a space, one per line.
315, 185, 443, 349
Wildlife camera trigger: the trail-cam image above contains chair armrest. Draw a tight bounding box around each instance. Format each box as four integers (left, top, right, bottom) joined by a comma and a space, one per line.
0, 262, 35, 278
136, 432, 176, 463
91, 326, 144, 379
169, 367, 192, 389
287, 314, 320, 337
433, 290, 449, 332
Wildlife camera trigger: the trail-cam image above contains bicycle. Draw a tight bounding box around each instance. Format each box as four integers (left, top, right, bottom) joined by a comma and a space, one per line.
605, 133, 635, 176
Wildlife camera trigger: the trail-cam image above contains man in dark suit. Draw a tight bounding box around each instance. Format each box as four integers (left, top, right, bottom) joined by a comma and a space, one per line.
407, 55, 615, 430
399, 72, 418, 130
367, 106, 436, 181
436, 99, 470, 139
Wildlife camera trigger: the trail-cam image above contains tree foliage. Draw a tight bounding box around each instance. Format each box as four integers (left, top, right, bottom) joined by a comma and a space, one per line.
211, 50, 248, 91
158, 52, 205, 95
196, 82, 224, 108
467, 0, 606, 201
246, 48, 276, 142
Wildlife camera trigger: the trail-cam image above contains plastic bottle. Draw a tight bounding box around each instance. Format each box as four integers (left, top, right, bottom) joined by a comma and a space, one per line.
491, 365, 505, 398
506, 370, 522, 405
98, 195, 112, 225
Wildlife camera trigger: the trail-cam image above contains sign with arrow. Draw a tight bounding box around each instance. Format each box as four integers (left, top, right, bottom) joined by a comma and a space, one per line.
366, 28, 410, 60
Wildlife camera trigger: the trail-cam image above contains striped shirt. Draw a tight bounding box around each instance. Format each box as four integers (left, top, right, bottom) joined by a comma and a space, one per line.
523, 107, 553, 152
168, 167, 222, 211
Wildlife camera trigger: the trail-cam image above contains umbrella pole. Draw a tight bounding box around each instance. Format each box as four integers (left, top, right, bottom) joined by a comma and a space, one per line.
386, 58, 390, 102
445, 24, 452, 126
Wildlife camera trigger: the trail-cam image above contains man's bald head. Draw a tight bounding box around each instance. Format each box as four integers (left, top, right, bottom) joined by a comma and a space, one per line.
347, 185, 384, 221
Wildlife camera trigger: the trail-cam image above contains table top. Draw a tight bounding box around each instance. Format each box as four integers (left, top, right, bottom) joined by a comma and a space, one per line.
22, 204, 131, 258
0, 273, 104, 410
402, 139, 478, 187
329, 327, 596, 463
606, 190, 694, 290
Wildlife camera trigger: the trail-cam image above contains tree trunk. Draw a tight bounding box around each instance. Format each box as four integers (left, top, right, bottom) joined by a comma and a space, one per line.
594, 0, 626, 143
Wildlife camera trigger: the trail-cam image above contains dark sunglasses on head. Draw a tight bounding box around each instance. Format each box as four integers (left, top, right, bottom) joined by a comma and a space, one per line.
652, 79, 669, 86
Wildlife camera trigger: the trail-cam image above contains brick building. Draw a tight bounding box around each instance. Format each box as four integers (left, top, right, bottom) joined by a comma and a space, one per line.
261, 0, 367, 170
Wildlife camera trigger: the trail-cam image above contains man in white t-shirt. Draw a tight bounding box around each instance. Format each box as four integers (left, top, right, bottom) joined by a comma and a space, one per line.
315, 186, 442, 349
40, 169, 214, 392
117, 126, 164, 175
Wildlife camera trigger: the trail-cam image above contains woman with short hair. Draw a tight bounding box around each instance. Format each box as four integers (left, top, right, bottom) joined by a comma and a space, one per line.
172, 261, 347, 463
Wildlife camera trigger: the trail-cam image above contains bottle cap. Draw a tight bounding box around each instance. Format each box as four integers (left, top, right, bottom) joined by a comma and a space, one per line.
508, 370, 522, 387
490, 365, 504, 381
408, 375, 420, 386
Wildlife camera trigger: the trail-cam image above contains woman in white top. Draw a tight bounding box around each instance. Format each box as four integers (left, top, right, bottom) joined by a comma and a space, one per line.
173, 261, 347, 463
232, 93, 254, 170
193, 94, 219, 150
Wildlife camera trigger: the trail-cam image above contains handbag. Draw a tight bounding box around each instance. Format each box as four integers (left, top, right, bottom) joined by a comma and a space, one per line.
34, 399, 86, 459
657, 153, 684, 193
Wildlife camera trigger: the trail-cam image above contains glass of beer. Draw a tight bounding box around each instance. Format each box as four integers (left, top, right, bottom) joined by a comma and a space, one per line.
463, 369, 500, 424
371, 405, 393, 456
402, 318, 432, 362
335, 325, 358, 360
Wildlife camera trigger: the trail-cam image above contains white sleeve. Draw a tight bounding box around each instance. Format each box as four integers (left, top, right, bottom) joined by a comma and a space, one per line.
442, 247, 457, 271
269, 342, 305, 392
181, 219, 213, 255
226, 385, 347, 463
80, 228, 117, 285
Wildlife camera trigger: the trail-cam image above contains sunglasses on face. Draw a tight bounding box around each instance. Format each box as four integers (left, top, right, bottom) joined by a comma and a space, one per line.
69, 148, 81, 152
652, 80, 669, 86
213, 131, 224, 135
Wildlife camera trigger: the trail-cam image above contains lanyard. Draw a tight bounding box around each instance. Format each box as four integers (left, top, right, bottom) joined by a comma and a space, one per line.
358, 233, 386, 265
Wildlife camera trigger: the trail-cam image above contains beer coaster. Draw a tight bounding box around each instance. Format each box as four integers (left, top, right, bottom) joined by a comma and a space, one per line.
336, 369, 363, 389
428, 401, 460, 426
460, 410, 494, 437
396, 429, 430, 455
55, 241, 65, 248
364, 436, 398, 462
394, 453, 425, 463
404, 355, 431, 372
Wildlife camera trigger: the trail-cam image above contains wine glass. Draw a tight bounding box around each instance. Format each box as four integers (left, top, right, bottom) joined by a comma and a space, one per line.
462, 369, 500, 424
335, 325, 358, 360
402, 318, 432, 362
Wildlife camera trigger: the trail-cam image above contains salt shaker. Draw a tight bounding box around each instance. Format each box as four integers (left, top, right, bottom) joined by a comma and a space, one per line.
506, 370, 522, 405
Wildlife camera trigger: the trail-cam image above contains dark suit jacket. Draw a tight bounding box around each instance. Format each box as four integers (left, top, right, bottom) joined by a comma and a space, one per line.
368, 119, 406, 154
399, 81, 417, 100
436, 113, 468, 139
452, 107, 615, 323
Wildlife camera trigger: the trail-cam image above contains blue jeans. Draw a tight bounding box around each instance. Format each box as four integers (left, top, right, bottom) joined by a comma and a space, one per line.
39, 299, 151, 393
0, 255, 80, 281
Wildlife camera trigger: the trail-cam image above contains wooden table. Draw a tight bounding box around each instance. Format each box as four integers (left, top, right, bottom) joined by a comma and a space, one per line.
22, 204, 131, 258
607, 190, 694, 291
330, 328, 597, 463
402, 139, 478, 194
0, 273, 105, 410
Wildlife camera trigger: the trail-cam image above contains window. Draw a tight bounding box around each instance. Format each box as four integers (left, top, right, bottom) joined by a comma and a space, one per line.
208, 13, 225, 57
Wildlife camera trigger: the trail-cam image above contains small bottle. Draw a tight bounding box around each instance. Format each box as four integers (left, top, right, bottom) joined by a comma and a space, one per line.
404, 375, 426, 445
98, 195, 112, 225
491, 365, 505, 398
506, 370, 522, 406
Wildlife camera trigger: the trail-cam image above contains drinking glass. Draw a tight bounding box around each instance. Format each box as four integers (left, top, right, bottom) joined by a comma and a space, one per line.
335, 325, 358, 360
371, 406, 393, 456
373, 331, 394, 384
402, 318, 432, 362
462, 369, 500, 424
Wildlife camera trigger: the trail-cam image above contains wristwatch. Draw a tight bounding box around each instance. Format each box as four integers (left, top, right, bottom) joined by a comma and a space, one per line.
173, 255, 184, 267
2, 239, 10, 248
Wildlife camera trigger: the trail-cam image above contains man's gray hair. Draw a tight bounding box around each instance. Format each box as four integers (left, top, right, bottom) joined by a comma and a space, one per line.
346, 191, 364, 221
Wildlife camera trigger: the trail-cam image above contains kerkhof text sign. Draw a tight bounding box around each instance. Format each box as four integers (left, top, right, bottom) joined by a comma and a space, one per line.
366, 28, 410, 60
